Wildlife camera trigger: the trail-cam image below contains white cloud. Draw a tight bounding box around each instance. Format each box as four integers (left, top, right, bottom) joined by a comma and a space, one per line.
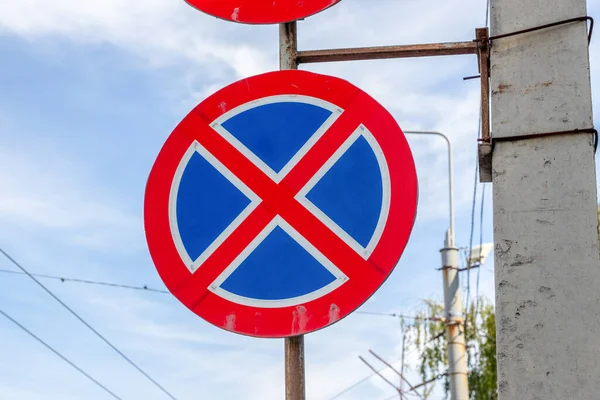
0, 0, 493, 231
0, 0, 275, 77
0, 0, 491, 252
0, 142, 142, 253
45, 287, 408, 400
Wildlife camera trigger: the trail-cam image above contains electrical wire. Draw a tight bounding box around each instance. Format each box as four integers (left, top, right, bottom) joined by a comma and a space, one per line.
329, 355, 405, 400
0, 270, 447, 321
471, 0, 491, 337
465, 107, 482, 342
0, 272, 447, 322
329, 342, 430, 400
0, 268, 168, 294
0, 247, 178, 400
378, 373, 446, 400
355, 311, 441, 321
0, 253, 443, 400
382, 393, 403, 400
0, 307, 122, 400
473, 185, 487, 326
381, 391, 422, 400
1, 264, 447, 399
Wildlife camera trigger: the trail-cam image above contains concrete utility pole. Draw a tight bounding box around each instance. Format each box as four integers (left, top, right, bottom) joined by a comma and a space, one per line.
440, 230, 469, 400
490, 1, 600, 398
405, 131, 468, 400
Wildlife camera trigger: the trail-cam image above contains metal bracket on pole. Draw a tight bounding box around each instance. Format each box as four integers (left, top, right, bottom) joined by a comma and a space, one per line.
476, 28, 493, 183
476, 17, 595, 183
296, 41, 479, 64
286, 17, 594, 184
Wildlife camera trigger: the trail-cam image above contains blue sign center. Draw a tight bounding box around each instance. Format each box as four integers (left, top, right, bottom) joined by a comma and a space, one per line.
172, 99, 386, 305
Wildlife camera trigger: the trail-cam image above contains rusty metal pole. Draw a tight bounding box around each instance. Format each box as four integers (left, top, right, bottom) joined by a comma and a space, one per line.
296, 41, 478, 64
280, 20, 305, 400
280, 21, 298, 70
285, 336, 305, 400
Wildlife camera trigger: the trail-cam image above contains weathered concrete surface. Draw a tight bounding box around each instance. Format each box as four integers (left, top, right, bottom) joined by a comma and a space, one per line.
491, 0, 600, 399
490, 0, 592, 139
493, 136, 600, 399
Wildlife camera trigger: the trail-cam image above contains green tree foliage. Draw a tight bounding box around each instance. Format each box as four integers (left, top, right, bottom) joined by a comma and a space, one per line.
402, 297, 496, 399
467, 302, 497, 400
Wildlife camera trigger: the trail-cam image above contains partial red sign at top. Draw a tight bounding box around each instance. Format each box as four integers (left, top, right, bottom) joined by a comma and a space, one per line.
185, 0, 341, 25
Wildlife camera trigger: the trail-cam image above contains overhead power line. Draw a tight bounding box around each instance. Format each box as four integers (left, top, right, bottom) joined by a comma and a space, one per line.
0, 270, 445, 322
0, 247, 178, 400
465, 80, 485, 344
356, 311, 444, 322
0, 260, 454, 400
0, 265, 448, 400
379, 374, 447, 400
0, 307, 122, 400
474, 185, 487, 325
329, 356, 403, 400
0, 268, 168, 294
329, 344, 428, 400
0, 270, 445, 319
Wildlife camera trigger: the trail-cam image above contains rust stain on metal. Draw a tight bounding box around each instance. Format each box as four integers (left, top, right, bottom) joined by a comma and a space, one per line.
279, 22, 298, 70
497, 83, 513, 93
475, 28, 493, 184
442, 266, 450, 282
231, 7, 240, 21
447, 323, 466, 345
285, 336, 306, 400
328, 304, 340, 323
476, 28, 491, 147
292, 306, 308, 335
447, 323, 460, 342
524, 80, 554, 94
254, 312, 262, 335
296, 41, 478, 64
225, 313, 236, 330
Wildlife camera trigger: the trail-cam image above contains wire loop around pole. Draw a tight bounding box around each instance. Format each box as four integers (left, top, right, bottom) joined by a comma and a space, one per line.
480, 16, 594, 44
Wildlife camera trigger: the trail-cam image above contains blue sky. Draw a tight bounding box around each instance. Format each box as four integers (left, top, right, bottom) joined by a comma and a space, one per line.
0, 1, 598, 399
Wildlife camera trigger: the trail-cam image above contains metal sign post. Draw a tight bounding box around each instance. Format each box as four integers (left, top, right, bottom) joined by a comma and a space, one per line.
285, 335, 305, 400
280, 21, 305, 400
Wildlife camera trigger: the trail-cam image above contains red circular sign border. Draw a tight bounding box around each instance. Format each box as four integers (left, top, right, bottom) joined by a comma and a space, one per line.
184, 0, 341, 25
144, 70, 418, 338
